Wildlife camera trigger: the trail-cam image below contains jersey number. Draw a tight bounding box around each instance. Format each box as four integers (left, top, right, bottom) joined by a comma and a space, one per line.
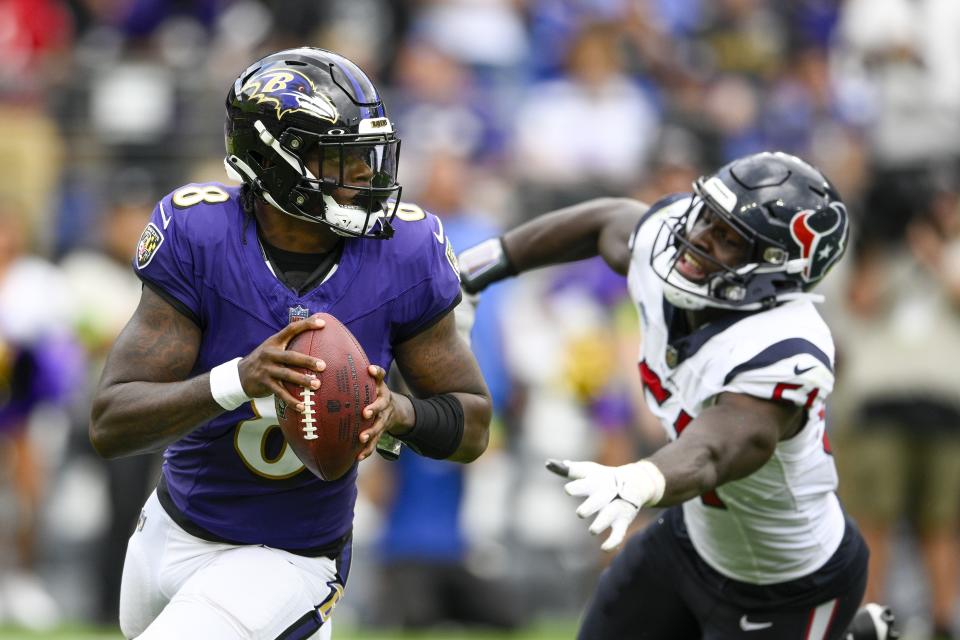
172, 185, 230, 208
234, 396, 305, 479
772, 383, 830, 453
394, 202, 426, 222
393, 202, 456, 274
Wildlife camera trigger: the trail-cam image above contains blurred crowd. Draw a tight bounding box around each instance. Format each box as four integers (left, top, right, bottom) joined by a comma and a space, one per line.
1, 0, 959, 637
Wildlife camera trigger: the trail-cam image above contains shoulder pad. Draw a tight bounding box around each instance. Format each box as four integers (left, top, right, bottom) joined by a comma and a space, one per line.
721, 337, 835, 406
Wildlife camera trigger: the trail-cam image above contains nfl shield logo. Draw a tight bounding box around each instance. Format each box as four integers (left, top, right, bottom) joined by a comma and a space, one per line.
665, 346, 679, 369
288, 305, 310, 323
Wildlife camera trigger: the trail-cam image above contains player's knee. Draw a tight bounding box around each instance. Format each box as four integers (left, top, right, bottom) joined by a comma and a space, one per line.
136, 595, 245, 639
119, 614, 143, 640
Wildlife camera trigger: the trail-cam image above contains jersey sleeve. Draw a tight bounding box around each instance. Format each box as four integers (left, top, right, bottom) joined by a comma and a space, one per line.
132, 192, 201, 321
719, 338, 835, 407
391, 213, 463, 343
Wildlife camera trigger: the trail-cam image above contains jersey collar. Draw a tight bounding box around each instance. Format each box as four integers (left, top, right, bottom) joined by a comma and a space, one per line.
662, 299, 756, 368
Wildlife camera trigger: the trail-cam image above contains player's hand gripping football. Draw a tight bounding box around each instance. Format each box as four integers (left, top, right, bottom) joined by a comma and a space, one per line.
237, 315, 326, 412
546, 459, 666, 551
359, 364, 400, 461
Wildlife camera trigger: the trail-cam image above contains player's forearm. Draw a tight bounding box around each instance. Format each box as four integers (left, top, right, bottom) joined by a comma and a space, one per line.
646, 408, 777, 506
646, 440, 724, 506
390, 312, 492, 462
387, 389, 491, 463
501, 198, 631, 273
90, 376, 225, 458
447, 390, 491, 463
460, 198, 645, 293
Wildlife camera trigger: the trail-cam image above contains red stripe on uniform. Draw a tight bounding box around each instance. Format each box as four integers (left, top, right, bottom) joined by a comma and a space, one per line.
639, 360, 671, 405
804, 599, 838, 640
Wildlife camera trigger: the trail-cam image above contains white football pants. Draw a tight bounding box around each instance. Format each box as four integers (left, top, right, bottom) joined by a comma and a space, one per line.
119, 491, 341, 639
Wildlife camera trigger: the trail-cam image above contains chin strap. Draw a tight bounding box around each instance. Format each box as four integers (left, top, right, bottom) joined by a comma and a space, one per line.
321, 193, 382, 237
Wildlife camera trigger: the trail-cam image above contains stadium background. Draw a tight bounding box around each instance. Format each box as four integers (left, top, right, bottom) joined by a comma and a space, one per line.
0, 0, 959, 638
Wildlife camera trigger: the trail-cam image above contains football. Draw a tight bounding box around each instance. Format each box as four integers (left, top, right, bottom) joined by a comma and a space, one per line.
277, 313, 376, 481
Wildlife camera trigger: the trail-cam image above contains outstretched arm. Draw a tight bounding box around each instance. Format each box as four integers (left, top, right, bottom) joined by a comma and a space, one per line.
459, 198, 649, 293
551, 392, 803, 550
646, 392, 802, 505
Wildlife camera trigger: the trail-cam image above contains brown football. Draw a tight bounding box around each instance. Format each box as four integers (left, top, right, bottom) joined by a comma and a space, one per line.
277, 313, 376, 480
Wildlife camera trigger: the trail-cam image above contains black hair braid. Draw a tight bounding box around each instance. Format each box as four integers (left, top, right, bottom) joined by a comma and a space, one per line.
239, 182, 257, 215
239, 182, 256, 245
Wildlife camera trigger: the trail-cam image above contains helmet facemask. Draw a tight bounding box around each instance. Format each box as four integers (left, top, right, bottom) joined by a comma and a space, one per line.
650, 196, 809, 311
648, 152, 847, 311
227, 119, 401, 238
652, 199, 758, 310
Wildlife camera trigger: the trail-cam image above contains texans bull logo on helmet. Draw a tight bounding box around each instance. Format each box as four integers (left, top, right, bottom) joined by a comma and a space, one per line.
240, 67, 339, 123
789, 202, 847, 283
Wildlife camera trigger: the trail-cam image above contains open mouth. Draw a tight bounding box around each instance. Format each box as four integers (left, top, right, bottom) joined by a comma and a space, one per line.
676, 250, 709, 282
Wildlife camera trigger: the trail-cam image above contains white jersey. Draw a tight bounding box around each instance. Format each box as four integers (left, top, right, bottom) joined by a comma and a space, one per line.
627, 195, 845, 584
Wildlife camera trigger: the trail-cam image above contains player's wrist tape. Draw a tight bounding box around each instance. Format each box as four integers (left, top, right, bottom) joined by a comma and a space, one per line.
209, 357, 252, 411
397, 393, 465, 459
458, 237, 516, 295
620, 460, 666, 508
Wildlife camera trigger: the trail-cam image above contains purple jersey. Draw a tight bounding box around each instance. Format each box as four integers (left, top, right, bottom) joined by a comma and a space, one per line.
132, 184, 461, 552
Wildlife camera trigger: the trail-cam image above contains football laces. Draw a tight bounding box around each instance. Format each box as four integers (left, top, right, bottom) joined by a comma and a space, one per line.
301, 384, 318, 440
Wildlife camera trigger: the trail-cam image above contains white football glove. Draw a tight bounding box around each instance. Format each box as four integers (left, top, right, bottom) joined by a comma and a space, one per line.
558, 460, 666, 551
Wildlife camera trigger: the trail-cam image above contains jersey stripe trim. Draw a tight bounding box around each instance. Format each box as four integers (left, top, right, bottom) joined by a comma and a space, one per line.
723, 338, 832, 385
803, 598, 838, 640
275, 610, 322, 640
276, 580, 345, 639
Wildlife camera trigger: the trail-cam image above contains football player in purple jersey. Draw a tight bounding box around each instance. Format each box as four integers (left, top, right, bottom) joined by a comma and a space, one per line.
89, 47, 491, 639
460, 152, 897, 640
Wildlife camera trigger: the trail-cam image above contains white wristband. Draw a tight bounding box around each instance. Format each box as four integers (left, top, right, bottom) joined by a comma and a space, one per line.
622, 460, 666, 507
209, 357, 251, 411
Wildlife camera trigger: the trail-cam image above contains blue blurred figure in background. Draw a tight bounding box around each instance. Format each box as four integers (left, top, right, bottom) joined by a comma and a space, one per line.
367, 147, 522, 631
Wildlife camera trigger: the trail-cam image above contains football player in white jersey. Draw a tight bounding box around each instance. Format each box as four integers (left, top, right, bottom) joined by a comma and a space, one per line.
459, 152, 898, 640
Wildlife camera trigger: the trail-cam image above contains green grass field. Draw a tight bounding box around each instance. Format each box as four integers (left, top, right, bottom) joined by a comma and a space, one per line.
0, 621, 578, 639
